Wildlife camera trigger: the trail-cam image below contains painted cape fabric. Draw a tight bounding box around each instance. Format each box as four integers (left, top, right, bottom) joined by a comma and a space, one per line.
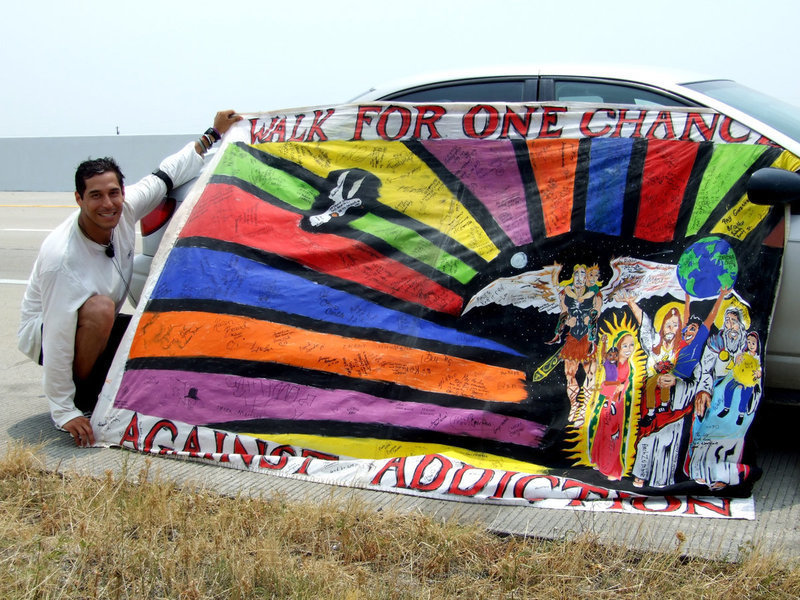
94, 103, 797, 519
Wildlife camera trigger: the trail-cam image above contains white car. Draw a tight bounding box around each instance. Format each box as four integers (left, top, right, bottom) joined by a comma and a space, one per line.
133, 65, 800, 390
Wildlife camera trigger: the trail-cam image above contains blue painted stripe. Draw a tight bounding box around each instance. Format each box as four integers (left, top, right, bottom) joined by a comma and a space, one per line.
152, 246, 523, 357
585, 138, 633, 236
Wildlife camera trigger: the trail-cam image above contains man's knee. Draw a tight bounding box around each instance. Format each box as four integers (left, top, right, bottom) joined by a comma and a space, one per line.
77, 295, 116, 337
73, 295, 116, 381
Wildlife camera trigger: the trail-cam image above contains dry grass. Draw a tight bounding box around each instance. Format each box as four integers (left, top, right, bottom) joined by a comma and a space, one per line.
1, 442, 798, 600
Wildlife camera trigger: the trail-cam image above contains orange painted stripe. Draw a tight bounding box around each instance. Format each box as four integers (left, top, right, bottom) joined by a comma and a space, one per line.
527, 139, 579, 237
131, 311, 528, 403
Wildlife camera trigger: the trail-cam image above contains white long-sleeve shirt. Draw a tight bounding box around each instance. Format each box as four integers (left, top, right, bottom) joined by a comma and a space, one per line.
18, 142, 204, 427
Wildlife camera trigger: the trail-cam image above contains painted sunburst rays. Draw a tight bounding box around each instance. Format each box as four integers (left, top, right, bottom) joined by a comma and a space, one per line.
251, 139, 507, 274
119, 133, 790, 472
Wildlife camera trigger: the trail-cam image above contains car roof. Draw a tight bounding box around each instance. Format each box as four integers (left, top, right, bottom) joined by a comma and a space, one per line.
350, 63, 722, 102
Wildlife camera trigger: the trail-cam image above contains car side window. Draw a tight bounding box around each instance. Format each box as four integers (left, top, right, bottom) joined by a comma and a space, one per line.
382, 80, 526, 103
553, 80, 690, 107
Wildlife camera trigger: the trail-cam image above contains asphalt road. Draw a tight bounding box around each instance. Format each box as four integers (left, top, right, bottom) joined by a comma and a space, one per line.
1, 192, 75, 283
0, 190, 140, 298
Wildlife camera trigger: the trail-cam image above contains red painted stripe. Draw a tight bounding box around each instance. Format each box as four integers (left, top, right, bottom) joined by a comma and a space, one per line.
634, 140, 698, 243
179, 182, 464, 315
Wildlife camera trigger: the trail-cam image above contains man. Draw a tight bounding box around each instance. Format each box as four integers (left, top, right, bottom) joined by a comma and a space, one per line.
616, 292, 692, 488
18, 110, 242, 447
549, 264, 601, 425
619, 295, 682, 426
672, 288, 728, 381
686, 305, 754, 489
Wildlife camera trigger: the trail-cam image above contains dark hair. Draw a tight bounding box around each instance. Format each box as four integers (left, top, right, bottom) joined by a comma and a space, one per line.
747, 331, 761, 352
75, 157, 124, 197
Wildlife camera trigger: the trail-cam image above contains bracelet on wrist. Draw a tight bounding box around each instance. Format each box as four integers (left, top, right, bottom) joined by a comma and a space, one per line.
205, 127, 221, 143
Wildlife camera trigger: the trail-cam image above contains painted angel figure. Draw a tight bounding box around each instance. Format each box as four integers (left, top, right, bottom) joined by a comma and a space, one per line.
464, 261, 602, 423
539, 264, 603, 424
463, 256, 689, 427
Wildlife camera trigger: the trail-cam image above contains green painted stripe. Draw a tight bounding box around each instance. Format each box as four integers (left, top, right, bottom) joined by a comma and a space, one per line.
686, 144, 767, 236
214, 144, 317, 210
350, 213, 476, 284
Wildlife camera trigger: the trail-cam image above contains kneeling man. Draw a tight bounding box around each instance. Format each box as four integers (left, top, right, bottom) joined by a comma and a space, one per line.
18, 110, 242, 446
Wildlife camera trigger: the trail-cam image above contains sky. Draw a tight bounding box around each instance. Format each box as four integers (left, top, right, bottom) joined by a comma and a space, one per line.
3, 0, 799, 138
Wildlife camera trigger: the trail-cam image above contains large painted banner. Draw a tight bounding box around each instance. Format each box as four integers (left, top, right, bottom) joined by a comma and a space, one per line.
94, 103, 798, 519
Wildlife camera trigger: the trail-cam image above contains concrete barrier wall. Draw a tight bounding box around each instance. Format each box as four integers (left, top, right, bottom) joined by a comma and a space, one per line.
0, 135, 196, 192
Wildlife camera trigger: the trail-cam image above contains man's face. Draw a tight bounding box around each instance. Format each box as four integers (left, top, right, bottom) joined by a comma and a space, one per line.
586, 269, 599, 287
662, 315, 680, 342
76, 172, 124, 240
724, 311, 741, 334
722, 311, 745, 352
683, 322, 699, 343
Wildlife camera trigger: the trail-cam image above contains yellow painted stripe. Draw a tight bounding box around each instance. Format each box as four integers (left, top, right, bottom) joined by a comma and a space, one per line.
771, 149, 800, 172
711, 149, 800, 240
710, 194, 769, 240
253, 432, 550, 474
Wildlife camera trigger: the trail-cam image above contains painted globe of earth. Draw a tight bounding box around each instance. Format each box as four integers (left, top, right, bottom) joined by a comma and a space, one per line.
677, 236, 738, 298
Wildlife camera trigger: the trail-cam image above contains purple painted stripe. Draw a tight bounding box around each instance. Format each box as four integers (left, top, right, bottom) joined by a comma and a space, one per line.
422, 139, 532, 246
115, 369, 545, 448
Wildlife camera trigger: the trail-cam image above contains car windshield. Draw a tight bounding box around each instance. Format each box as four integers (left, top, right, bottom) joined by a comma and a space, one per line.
684, 80, 800, 143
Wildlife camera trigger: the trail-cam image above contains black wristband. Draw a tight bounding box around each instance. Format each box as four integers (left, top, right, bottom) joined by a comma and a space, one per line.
151, 169, 174, 196
205, 127, 221, 142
